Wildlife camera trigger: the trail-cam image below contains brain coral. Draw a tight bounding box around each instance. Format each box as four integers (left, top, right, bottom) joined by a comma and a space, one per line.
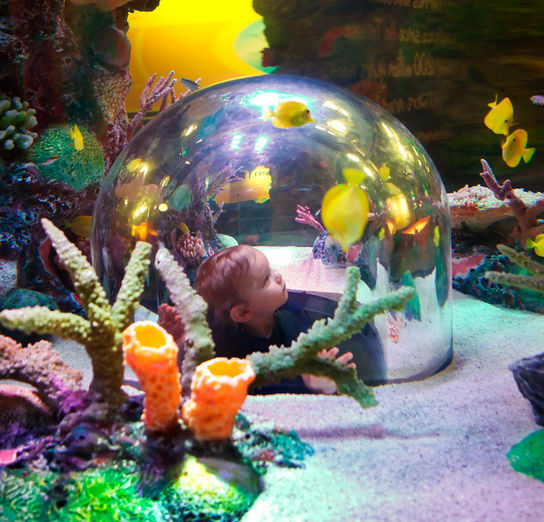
26, 124, 104, 191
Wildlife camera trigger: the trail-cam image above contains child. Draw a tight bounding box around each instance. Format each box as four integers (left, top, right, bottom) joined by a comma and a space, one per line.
195, 244, 353, 394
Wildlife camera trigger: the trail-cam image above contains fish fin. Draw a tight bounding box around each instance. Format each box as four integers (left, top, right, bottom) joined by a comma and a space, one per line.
527, 238, 535, 249
263, 108, 274, 121
255, 195, 270, 204
487, 95, 498, 108
342, 168, 366, 186
523, 147, 536, 163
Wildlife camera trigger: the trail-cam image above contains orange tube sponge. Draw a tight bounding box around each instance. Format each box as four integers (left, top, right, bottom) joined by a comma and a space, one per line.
122, 321, 181, 432
181, 357, 255, 441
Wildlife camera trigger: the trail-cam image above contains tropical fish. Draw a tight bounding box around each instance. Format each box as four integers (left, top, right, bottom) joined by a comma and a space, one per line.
321, 168, 370, 251
484, 96, 514, 136
402, 216, 431, 236
433, 225, 440, 247
65, 215, 92, 238
131, 221, 158, 241
39, 154, 59, 166
501, 128, 535, 167
530, 95, 544, 105
215, 166, 272, 205
69, 124, 84, 151
527, 233, 544, 256
180, 78, 200, 91
378, 163, 390, 182
264, 101, 314, 129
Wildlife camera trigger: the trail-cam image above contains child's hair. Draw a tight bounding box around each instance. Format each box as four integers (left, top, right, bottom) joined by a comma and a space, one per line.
195, 245, 257, 326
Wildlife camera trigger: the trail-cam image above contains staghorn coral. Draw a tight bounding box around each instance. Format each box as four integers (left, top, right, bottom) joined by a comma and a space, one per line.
154, 247, 216, 394
485, 244, 544, 295
181, 357, 256, 441
123, 321, 182, 432
247, 266, 415, 407
0, 335, 83, 417
0, 218, 151, 409
0, 95, 38, 153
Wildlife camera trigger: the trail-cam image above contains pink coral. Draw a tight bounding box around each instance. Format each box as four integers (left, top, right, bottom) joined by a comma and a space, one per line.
182, 358, 255, 441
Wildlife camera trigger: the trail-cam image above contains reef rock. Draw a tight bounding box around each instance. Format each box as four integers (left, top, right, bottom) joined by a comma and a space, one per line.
448, 184, 544, 231
510, 353, 544, 426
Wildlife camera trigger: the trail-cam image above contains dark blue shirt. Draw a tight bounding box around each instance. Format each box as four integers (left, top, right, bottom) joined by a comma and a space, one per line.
211, 295, 313, 394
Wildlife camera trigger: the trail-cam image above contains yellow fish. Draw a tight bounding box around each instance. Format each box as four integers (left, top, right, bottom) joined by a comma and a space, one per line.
321, 168, 370, 251
484, 96, 514, 136
65, 215, 92, 238
378, 163, 390, 182
527, 233, 544, 257
501, 129, 535, 167
215, 166, 272, 205
264, 101, 314, 129
69, 124, 84, 151
131, 221, 158, 241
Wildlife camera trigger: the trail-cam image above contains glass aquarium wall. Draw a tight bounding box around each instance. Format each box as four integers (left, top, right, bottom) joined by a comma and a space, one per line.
91, 74, 452, 383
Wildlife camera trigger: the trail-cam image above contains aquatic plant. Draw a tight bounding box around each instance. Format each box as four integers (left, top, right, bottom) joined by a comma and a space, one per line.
0, 95, 38, 153
485, 244, 544, 294
0, 218, 151, 410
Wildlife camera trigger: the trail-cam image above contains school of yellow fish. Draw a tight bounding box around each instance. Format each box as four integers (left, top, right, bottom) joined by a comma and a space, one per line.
484, 96, 535, 167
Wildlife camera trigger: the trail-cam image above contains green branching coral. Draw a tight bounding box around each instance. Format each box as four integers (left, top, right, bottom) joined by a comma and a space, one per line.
0, 94, 38, 152
485, 244, 544, 295
248, 267, 415, 407
0, 218, 151, 408
155, 247, 215, 393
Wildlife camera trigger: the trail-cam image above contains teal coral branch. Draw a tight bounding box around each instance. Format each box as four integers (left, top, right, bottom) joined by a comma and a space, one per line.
248, 267, 415, 408
485, 244, 544, 294
112, 241, 152, 331
0, 307, 90, 345
154, 247, 215, 393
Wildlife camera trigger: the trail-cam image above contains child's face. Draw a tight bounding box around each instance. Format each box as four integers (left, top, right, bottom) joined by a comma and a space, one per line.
239, 249, 288, 317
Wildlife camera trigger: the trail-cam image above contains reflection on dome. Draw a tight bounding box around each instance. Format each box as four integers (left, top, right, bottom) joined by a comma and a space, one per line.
91, 74, 452, 383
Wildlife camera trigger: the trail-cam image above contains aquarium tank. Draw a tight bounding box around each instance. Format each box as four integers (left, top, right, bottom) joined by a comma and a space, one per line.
91, 74, 452, 383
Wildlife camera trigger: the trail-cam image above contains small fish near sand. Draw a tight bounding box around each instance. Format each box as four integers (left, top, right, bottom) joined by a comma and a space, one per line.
527, 234, 544, 257
484, 96, 514, 136
69, 124, 84, 151
501, 128, 535, 167
321, 168, 370, 252
214, 166, 272, 205
263, 101, 314, 129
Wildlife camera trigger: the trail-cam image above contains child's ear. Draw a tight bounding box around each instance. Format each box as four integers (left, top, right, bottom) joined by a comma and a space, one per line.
230, 303, 253, 323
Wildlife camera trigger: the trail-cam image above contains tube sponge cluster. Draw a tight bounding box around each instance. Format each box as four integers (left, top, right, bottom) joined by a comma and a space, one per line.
182, 358, 256, 441
123, 321, 182, 432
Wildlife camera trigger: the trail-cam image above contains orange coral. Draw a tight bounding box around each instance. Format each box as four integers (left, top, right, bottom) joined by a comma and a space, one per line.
122, 321, 181, 432
181, 357, 255, 441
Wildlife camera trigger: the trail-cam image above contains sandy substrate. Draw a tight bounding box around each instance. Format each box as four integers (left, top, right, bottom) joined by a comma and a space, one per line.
240, 291, 544, 522
51, 290, 544, 521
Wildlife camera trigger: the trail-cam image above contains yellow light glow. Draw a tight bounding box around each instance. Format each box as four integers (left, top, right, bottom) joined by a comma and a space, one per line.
183, 124, 197, 137
346, 153, 361, 163
386, 194, 411, 230
323, 100, 339, 110
160, 176, 170, 188
126, 0, 265, 112
328, 119, 347, 134
363, 166, 375, 178
381, 122, 394, 137
158, 203, 168, 212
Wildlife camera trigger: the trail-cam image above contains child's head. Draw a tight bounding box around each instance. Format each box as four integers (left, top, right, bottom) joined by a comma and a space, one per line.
195, 245, 288, 327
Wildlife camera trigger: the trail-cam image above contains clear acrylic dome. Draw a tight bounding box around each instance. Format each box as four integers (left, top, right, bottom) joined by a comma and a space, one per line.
91, 74, 452, 383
